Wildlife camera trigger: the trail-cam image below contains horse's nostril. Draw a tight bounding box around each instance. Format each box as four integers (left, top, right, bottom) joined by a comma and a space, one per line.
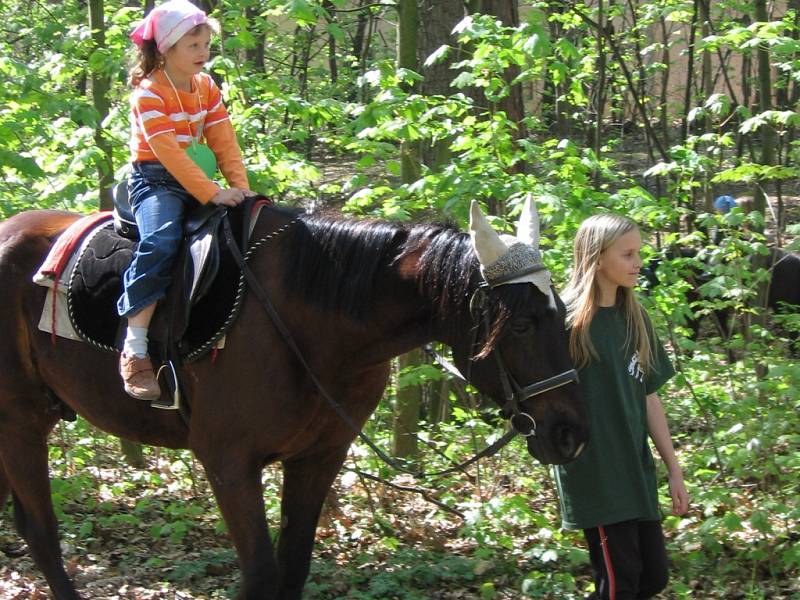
554, 425, 577, 458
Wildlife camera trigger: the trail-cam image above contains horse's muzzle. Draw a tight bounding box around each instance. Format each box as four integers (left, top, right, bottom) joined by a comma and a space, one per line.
526, 420, 587, 465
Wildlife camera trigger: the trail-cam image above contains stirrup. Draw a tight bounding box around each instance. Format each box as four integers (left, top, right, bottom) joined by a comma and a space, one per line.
153, 361, 180, 410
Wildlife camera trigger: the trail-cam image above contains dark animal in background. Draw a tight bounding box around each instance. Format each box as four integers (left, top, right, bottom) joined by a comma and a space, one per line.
642, 246, 799, 350
0, 199, 587, 600
766, 248, 800, 349
768, 248, 800, 311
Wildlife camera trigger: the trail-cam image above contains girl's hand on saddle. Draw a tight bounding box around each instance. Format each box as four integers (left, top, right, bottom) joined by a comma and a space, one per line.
211, 188, 246, 207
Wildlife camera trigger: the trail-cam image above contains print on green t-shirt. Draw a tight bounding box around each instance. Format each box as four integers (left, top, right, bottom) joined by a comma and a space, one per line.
553, 305, 675, 530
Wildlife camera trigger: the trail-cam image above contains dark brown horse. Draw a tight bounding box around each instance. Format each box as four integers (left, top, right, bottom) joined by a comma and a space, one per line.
0, 199, 588, 600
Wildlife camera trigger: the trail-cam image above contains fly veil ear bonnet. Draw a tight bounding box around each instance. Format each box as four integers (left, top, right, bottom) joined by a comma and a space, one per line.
468, 195, 554, 303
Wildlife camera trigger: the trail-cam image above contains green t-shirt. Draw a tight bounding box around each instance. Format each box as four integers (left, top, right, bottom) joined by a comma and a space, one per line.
553, 305, 675, 530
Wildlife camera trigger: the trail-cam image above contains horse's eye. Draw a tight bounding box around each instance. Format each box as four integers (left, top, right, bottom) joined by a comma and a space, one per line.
509, 317, 535, 335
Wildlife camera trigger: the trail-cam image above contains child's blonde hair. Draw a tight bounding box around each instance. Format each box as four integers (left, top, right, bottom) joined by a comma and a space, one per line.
562, 213, 652, 371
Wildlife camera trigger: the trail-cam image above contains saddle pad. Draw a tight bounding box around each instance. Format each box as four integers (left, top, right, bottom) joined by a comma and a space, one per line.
34, 218, 114, 342
38, 212, 114, 283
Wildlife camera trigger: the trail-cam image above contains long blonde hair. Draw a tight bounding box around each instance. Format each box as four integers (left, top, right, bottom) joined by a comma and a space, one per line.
562, 213, 652, 371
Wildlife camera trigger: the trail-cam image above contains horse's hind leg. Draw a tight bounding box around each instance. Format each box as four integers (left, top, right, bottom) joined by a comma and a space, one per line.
0, 414, 80, 600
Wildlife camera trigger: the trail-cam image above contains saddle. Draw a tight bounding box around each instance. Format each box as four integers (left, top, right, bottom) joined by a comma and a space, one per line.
110, 181, 234, 317
36, 187, 271, 409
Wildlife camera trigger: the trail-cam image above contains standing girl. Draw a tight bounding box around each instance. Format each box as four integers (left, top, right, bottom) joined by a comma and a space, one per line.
555, 214, 690, 599
118, 0, 250, 400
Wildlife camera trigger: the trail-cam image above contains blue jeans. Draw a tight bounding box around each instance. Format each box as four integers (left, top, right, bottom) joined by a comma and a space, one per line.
117, 162, 200, 317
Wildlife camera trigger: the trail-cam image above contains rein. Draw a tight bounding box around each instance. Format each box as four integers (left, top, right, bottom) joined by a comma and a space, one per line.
222, 214, 572, 479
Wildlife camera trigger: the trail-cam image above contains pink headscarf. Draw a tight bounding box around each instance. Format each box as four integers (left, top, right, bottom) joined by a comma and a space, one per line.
130, 0, 219, 54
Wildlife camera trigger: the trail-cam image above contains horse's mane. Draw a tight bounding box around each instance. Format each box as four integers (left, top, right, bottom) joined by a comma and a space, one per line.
282, 209, 540, 355
283, 211, 480, 322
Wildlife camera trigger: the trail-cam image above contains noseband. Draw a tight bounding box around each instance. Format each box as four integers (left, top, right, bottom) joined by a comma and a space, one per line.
468, 285, 579, 438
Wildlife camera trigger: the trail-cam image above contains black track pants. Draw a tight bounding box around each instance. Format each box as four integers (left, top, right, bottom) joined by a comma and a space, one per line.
583, 519, 669, 600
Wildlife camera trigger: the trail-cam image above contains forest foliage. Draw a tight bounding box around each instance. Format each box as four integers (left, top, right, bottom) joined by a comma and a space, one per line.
0, 0, 798, 598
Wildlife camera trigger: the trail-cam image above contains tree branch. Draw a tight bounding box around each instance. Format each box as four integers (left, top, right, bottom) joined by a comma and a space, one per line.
572, 4, 669, 161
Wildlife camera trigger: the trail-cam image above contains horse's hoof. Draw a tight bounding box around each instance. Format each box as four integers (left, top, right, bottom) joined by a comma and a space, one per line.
1, 541, 27, 557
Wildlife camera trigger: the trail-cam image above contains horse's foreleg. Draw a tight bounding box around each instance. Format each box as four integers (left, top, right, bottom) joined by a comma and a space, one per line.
0, 463, 9, 512
200, 453, 279, 600
0, 430, 80, 600
0, 464, 18, 556
276, 446, 350, 600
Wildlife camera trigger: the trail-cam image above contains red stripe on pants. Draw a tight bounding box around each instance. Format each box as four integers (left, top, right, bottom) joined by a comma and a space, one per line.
598, 525, 617, 600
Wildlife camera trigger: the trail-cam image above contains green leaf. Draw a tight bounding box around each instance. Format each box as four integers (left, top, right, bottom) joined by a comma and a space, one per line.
722, 511, 743, 532
555, 38, 579, 60
453, 16, 474, 35
479, 582, 496, 599
78, 520, 94, 537
286, 0, 318, 25
424, 45, 450, 67
451, 71, 476, 89
0, 149, 45, 178
522, 33, 542, 55
687, 107, 705, 123
750, 510, 772, 534
326, 22, 346, 44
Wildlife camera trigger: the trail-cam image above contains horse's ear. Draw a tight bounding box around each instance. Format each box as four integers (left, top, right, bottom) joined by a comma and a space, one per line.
515, 193, 540, 250
469, 200, 507, 268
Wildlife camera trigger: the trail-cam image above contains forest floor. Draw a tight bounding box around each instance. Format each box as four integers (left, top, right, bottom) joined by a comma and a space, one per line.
0, 430, 797, 600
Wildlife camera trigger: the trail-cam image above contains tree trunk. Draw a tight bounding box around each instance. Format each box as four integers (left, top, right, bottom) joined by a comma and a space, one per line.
397, 0, 420, 182
323, 0, 338, 85
745, 0, 775, 381
477, 0, 527, 140
245, 4, 265, 71
681, 0, 698, 143
393, 0, 422, 460
88, 0, 113, 210
699, 0, 713, 214
546, 0, 574, 138
393, 349, 423, 460
593, 0, 606, 180
658, 16, 670, 147
119, 438, 146, 468
418, 0, 465, 169
754, 0, 775, 217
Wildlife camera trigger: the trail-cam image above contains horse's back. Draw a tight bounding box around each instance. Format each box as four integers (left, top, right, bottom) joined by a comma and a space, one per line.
0, 210, 80, 269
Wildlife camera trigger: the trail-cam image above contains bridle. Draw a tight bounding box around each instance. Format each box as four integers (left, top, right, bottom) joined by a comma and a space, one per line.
463, 284, 579, 438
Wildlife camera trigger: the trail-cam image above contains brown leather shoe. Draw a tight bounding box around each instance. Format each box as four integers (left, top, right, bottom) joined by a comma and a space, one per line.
119, 353, 161, 400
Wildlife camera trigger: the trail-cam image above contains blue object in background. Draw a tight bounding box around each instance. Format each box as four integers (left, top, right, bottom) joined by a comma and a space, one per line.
713, 195, 737, 213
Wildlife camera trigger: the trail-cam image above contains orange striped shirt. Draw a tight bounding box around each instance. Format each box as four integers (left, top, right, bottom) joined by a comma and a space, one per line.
130, 70, 248, 203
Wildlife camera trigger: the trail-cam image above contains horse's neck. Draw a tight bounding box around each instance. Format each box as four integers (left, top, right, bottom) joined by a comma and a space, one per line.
355, 245, 471, 362
348, 276, 433, 367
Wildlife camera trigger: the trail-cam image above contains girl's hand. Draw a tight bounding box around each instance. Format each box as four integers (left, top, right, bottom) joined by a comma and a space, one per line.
668, 470, 690, 516
210, 188, 246, 207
